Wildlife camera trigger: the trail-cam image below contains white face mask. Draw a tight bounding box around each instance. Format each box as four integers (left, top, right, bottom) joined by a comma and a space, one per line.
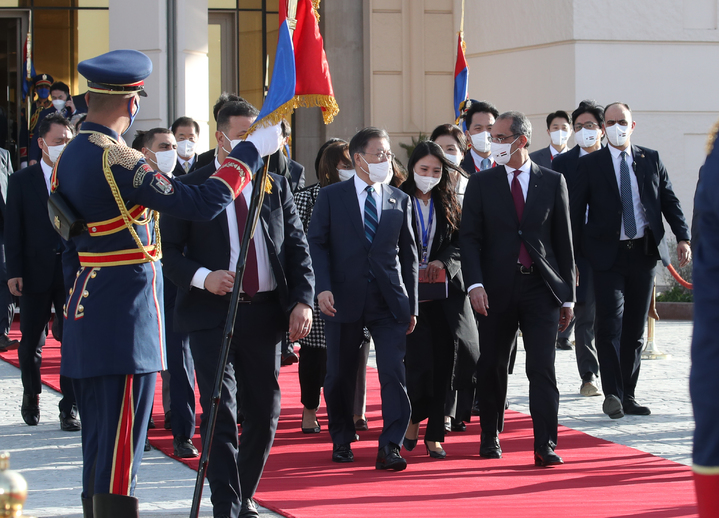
44, 143, 66, 165
177, 139, 196, 157
52, 99, 66, 112
606, 124, 630, 147
444, 152, 462, 166
491, 137, 519, 166
150, 149, 178, 174
576, 127, 601, 148
337, 168, 355, 181
360, 154, 392, 184
222, 132, 242, 154
414, 172, 441, 194
550, 129, 569, 147
470, 131, 491, 153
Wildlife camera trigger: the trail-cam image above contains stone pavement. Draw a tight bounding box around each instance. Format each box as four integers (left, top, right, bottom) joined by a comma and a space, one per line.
0, 320, 694, 517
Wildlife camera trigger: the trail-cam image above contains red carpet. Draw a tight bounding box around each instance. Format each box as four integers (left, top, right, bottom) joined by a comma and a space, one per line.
2, 323, 698, 518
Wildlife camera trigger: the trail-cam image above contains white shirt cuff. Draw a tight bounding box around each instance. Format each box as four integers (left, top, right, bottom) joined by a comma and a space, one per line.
562, 302, 574, 308
467, 283, 484, 294
190, 267, 212, 290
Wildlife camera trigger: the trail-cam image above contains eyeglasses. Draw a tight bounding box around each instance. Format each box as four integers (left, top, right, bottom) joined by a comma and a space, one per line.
605, 119, 630, 127
362, 151, 395, 162
489, 134, 520, 144
574, 121, 600, 131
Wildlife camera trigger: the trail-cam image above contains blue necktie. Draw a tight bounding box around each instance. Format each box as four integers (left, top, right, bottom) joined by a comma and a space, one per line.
620, 151, 637, 239
364, 186, 378, 243
480, 158, 492, 170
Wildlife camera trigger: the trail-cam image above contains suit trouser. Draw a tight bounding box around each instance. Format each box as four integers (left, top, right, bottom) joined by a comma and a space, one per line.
299, 346, 326, 410
593, 242, 657, 402
0, 235, 15, 335
477, 271, 560, 449
574, 258, 599, 381
324, 280, 410, 448
72, 373, 155, 498
18, 263, 75, 413
189, 295, 283, 518
165, 299, 195, 439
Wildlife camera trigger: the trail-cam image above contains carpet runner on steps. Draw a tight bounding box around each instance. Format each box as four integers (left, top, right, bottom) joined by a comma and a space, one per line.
1, 324, 698, 518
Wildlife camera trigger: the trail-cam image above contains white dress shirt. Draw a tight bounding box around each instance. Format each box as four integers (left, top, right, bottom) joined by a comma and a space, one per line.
354, 173, 383, 225
40, 159, 53, 194
608, 145, 648, 240
190, 158, 277, 293
470, 148, 493, 171
414, 197, 437, 262
178, 154, 195, 171
550, 146, 567, 160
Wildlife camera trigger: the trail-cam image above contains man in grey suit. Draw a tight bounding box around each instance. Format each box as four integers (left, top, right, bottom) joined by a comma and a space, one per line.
461, 111, 575, 466
309, 127, 418, 471
0, 147, 17, 351
529, 110, 572, 169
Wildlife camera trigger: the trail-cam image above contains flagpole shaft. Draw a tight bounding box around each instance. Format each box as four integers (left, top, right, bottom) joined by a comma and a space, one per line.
460, 0, 465, 35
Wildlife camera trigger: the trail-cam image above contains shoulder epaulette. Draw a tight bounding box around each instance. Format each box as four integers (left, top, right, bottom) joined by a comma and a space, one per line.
88, 133, 144, 171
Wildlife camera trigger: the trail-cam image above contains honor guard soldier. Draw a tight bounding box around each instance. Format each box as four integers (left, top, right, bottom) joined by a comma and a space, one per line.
53, 49, 281, 518
19, 74, 53, 167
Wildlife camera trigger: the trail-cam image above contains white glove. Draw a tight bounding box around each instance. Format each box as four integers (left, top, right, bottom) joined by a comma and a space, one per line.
244, 123, 283, 158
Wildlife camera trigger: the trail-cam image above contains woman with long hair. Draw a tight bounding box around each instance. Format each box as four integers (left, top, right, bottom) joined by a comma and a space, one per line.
430, 124, 470, 205
401, 140, 479, 458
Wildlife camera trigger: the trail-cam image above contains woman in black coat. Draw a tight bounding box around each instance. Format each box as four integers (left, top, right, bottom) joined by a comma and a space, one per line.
401, 141, 479, 458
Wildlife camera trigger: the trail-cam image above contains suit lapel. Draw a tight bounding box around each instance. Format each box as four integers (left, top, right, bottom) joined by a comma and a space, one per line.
598, 146, 620, 201
373, 183, 397, 243
340, 179, 370, 250
31, 164, 50, 202
631, 144, 646, 197
522, 163, 543, 224
498, 166, 519, 225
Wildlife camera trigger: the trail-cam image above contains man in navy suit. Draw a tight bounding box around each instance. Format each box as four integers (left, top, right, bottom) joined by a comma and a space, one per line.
309, 127, 418, 471
170, 116, 200, 177
529, 110, 572, 169
161, 100, 314, 518
572, 102, 691, 420
461, 100, 499, 173
552, 100, 605, 396
5, 112, 79, 431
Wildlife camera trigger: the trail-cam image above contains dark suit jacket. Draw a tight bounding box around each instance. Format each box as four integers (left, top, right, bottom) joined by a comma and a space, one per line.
571, 144, 690, 271
529, 146, 554, 169
161, 162, 315, 333
72, 92, 89, 115
195, 148, 215, 170
460, 162, 576, 313
308, 179, 419, 324
4, 163, 62, 293
288, 158, 305, 193
172, 155, 199, 177
461, 152, 476, 174
406, 196, 479, 390
28, 106, 74, 163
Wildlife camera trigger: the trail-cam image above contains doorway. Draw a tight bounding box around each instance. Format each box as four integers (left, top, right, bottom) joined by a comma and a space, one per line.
0, 12, 27, 167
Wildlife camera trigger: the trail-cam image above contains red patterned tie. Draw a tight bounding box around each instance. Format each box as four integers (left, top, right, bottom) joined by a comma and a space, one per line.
512, 170, 532, 268
234, 194, 260, 296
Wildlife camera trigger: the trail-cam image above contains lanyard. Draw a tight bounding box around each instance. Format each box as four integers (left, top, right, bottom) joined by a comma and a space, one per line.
413, 197, 434, 265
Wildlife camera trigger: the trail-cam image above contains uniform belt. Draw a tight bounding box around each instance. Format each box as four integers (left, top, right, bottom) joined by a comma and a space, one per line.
620, 236, 645, 249
516, 263, 538, 275
78, 245, 159, 267
87, 205, 147, 236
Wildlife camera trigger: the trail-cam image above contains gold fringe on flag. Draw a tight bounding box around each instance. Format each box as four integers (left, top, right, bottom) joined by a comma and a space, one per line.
312, 0, 321, 22
295, 94, 339, 124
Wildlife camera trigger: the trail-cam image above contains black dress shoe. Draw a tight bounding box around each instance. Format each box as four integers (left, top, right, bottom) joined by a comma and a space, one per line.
354, 417, 369, 431
444, 420, 452, 433
332, 443, 354, 463
0, 334, 19, 352
376, 443, 407, 471
60, 408, 81, 431
479, 433, 502, 458
164, 411, 172, 430
471, 404, 481, 416
556, 338, 573, 350
450, 418, 466, 432
173, 436, 200, 458
424, 440, 447, 459
281, 350, 299, 366
148, 415, 156, 429
144, 435, 151, 452
623, 397, 651, 415
603, 394, 625, 419
21, 394, 40, 426
239, 497, 260, 517
534, 443, 564, 467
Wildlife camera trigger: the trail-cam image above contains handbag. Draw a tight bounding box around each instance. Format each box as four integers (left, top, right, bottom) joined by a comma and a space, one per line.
418, 267, 448, 302
47, 191, 87, 240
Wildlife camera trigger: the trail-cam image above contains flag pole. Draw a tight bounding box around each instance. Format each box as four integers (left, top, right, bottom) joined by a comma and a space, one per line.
460, 0, 465, 35
188, 3, 297, 517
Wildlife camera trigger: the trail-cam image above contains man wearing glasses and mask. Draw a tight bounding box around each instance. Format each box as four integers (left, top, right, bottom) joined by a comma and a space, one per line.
309, 126, 418, 471
571, 102, 691, 420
